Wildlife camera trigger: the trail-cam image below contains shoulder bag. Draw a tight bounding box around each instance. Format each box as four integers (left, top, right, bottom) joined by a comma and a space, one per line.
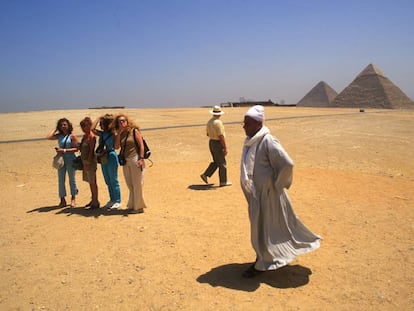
95, 133, 111, 164
133, 128, 152, 166
52, 135, 69, 169
118, 131, 129, 166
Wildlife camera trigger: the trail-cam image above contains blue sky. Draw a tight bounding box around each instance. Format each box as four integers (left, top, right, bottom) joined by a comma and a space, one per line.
1, 0, 413, 112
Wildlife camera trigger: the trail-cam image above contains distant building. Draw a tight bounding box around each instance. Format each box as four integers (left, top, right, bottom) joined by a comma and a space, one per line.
220, 99, 280, 107
88, 106, 125, 109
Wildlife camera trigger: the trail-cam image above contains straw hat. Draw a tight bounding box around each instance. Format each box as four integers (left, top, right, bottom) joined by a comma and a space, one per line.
209, 105, 224, 115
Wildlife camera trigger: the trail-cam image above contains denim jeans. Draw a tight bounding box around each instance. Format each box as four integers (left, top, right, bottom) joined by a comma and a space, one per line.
58, 154, 78, 198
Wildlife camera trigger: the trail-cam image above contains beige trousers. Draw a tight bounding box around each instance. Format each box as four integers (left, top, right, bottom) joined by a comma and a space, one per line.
122, 156, 147, 210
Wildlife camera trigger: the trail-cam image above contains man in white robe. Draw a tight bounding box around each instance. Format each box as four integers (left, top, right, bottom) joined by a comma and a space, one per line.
240, 105, 321, 278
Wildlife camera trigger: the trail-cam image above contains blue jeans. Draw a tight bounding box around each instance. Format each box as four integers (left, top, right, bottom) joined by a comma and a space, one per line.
101, 151, 121, 203
58, 154, 78, 198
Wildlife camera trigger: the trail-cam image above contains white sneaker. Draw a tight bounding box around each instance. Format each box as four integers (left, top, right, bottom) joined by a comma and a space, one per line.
110, 202, 121, 210
220, 181, 232, 187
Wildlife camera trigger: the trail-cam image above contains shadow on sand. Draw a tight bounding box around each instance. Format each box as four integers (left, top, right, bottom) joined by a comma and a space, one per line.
197, 263, 312, 291
27, 205, 135, 218
188, 184, 216, 191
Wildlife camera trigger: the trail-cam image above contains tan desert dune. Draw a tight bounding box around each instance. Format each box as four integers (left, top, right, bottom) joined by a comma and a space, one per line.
0, 107, 413, 310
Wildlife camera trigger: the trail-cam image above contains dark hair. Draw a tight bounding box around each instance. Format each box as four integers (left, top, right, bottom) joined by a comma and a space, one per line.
56, 118, 73, 134
80, 117, 92, 127
100, 114, 114, 131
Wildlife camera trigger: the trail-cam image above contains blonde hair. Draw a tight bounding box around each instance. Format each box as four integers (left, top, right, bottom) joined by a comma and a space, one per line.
113, 114, 140, 131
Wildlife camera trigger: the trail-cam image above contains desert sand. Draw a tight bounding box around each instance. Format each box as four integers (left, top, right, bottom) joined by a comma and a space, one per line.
0, 107, 413, 310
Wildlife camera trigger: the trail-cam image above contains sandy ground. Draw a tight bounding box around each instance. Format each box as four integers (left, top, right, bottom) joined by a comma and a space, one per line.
0, 107, 413, 310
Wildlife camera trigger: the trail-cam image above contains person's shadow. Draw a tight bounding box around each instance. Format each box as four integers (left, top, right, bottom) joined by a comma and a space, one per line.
27, 205, 131, 218
197, 263, 312, 291
188, 184, 216, 191
26, 205, 63, 213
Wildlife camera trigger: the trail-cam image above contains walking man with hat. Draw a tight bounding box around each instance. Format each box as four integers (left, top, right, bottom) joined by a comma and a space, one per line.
200, 106, 232, 187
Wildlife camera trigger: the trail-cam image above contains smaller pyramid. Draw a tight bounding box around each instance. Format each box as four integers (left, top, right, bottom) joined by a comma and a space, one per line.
296, 81, 338, 107
330, 63, 414, 109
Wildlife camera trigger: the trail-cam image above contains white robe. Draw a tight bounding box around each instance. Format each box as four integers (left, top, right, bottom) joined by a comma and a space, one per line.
241, 127, 321, 271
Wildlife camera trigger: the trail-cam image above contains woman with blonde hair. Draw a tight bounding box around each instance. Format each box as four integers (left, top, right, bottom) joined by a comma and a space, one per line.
114, 114, 147, 213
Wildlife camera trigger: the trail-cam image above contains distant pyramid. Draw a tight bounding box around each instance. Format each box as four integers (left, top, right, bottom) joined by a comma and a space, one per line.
296, 81, 338, 107
330, 63, 414, 109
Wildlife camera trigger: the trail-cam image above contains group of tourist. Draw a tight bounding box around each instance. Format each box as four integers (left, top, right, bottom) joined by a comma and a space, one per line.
47, 113, 147, 214
47, 105, 321, 278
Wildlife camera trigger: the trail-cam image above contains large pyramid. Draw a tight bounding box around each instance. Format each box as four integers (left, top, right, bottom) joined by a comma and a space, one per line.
296, 81, 338, 107
330, 63, 414, 109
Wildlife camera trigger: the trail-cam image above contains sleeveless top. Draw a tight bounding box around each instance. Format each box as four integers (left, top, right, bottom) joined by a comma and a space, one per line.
99, 132, 115, 152
58, 134, 75, 160
120, 129, 137, 158
80, 136, 97, 170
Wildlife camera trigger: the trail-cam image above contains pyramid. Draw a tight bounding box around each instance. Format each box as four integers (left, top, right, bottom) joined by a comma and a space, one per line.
296, 81, 338, 107
330, 63, 414, 109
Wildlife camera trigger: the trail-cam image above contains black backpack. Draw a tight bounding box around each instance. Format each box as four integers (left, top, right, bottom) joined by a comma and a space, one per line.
133, 128, 152, 164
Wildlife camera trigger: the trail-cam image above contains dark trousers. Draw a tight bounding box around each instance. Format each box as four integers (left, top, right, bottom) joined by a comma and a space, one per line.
203, 139, 227, 183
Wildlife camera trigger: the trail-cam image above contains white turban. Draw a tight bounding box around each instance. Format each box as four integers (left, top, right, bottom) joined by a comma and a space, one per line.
245, 105, 265, 122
